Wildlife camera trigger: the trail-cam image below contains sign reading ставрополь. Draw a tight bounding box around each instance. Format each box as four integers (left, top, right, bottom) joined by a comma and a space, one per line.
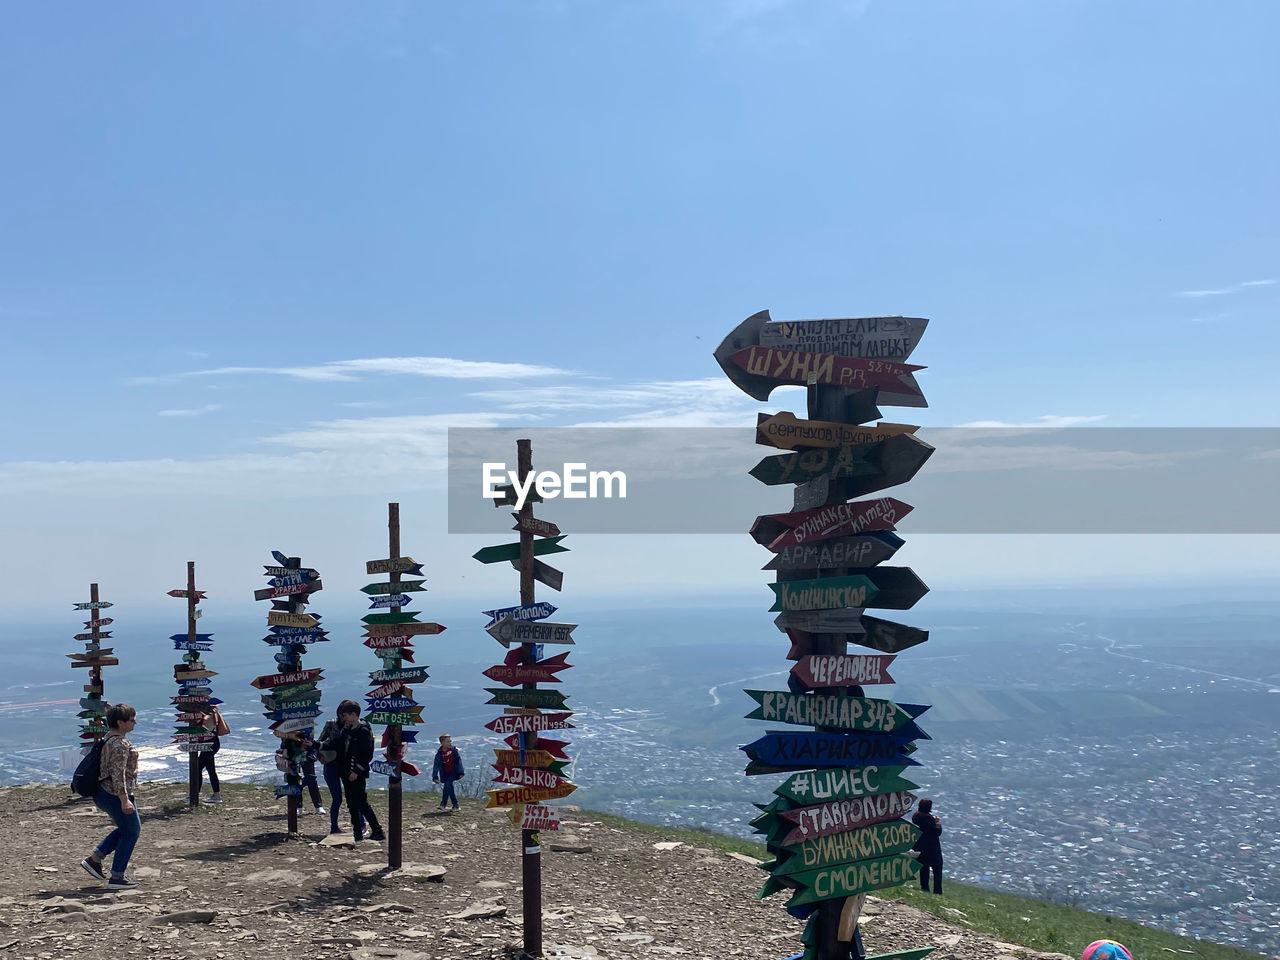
482, 462, 626, 510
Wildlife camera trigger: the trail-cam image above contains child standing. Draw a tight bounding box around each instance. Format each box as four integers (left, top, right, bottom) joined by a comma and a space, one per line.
431, 733, 464, 811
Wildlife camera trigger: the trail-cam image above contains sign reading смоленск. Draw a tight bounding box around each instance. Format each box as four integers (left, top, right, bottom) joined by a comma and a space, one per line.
481, 462, 626, 511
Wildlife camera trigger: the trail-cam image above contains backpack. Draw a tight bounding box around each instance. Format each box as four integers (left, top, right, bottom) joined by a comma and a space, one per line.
71, 739, 106, 797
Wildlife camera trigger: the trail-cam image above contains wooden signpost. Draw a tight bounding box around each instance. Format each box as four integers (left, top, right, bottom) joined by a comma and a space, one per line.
71, 584, 116, 751
717, 309, 937, 960
477, 439, 579, 958
362, 504, 439, 869
168, 563, 215, 803
254, 551, 327, 834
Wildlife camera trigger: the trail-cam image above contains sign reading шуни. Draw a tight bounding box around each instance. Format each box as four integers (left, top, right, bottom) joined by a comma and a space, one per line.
482, 462, 627, 511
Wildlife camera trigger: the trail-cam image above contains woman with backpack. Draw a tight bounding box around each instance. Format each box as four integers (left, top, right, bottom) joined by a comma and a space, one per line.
78, 703, 142, 889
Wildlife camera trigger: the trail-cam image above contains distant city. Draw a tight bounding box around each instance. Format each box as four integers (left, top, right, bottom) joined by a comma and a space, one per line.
1, 600, 1276, 957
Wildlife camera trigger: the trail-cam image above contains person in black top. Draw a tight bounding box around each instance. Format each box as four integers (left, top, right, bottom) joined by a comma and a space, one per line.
912, 797, 943, 894
336, 699, 383, 842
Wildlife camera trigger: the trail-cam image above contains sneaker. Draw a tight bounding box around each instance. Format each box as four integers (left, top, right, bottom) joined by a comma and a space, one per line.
107, 875, 138, 890
80, 858, 106, 882
437, 804, 447, 811
367, 831, 386, 842
314, 805, 325, 815
206, 794, 223, 804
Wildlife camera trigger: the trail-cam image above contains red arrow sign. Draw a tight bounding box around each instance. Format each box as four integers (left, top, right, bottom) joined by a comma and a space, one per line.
83, 618, 113, 629
777, 790, 918, 847
503, 734, 570, 758
167, 589, 208, 600
362, 621, 446, 638
491, 764, 569, 790
791, 653, 897, 688
482, 651, 572, 686
364, 636, 416, 651
757, 497, 913, 551
730, 345, 925, 397
485, 712, 574, 734
251, 668, 323, 690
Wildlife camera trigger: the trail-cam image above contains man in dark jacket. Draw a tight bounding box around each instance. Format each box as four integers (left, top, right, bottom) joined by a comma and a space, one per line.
912, 797, 943, 894
336, 700, 383, 842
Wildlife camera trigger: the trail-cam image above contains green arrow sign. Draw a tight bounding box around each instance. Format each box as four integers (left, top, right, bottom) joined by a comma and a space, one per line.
472, 536, 569, 565
774, 766, 919, 805
361, 611, 422, 625
361, 580, 427, 595
366, 710, 422, 726
780, 852, 920, 906
484, 688, 570, 710
768, 574, 877, 612
768, 820, 920, 878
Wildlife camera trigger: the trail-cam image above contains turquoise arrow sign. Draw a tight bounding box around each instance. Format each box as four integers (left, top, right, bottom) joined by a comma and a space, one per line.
745, 691, 928, 734
768, 574, 877, 612
472, 536, 569, 565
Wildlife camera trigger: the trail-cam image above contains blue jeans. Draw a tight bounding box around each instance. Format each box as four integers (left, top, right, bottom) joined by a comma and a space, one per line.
322, 762, 360, 833
440, 777, 459, 807
93, 789, 141, 877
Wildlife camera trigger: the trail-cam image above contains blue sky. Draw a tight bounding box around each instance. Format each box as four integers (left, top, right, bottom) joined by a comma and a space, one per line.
1, 2, 1277, 615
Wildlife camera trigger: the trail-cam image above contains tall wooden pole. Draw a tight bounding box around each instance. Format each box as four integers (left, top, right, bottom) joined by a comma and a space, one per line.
88, 583, 103, 741
285, 555, 303, 836
186, 561, 200, 806
517, 439, 543, 957
387, 502, 404, 869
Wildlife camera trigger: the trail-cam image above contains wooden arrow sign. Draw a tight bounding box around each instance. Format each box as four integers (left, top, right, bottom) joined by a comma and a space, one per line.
264, 706, 323, 722
484, 602, 556, 626
372, 646, 414, 663
166, 589, 208, 599
174, 669, 218, 681
781, 852, 921, 906
755, 434, 934, 504
485, 782, 577, 808
83, 617, 114, 628
68, 649, 114, 660
758, 315, 929, 361
791, 653, 896, 688
72, 657, 119, 668
72, 631, 111, 642
485, 688, 570, 710
486, 615, 577, 647
858, 616, 930, 654
764, 534, 902, 572
364, 636, 416, 651
742, 732, 918, 771
754, 498, 913, 551
267, 611, 319, 628
492, 749, 570, 775
361, 579, 427, 595
755, 413, 919, 452
518, 803, 562, 831
768, 575, 878, 612
510, 558, 564, 592
264, 565, 320, 579
836, 567, 929, 610
473, 536, 569, 565
731, 346, 925, 403
512, 514, 561, 537
485, 712, 574, 734
774, 790, 919, 847
366, 556, 424, 576
770, 819, 921, 878
745, 691, 925, 735
250, 668, 323, 689
363, 621, 446, 638
491, 764, 570, 790
482, 651, 571, 686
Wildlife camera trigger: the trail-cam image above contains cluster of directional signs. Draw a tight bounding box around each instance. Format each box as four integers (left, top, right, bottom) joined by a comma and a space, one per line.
716, 311, 938, 960
169, 569, 216, 758
253, 550, 325, 799
362, 550, 439, 781
69, 588, 116, 744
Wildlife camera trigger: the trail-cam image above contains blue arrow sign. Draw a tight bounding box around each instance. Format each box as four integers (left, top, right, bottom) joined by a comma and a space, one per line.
271, 550, 291, 566
269, 572, 316, 588
482, 602, 557, 627
170, 634, 214, 643
268, 623, 326, 636
366, 696, 418, 712
274, 784, 302, 798
398, 730, 418, 744
261, 634, 329, 646
741, 731, 919, 770
173, 641, 214, 651
368, 594, 414, 609
369, 760, 401, 777
177, 684, 212, 697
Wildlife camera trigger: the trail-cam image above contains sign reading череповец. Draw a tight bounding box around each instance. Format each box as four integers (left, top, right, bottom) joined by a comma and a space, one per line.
483, 461, 627, 511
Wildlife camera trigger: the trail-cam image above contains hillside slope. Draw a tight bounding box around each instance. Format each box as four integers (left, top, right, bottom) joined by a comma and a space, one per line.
0, 783, 1263, 960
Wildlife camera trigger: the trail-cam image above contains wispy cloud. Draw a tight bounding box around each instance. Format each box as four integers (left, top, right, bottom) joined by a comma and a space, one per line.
131, 356, 572, 386
262, 412, 525, 453
158, 404, 222, 417
468, 378, 763, 427
955, 414, 1108, 429
1177, 278, 1275, 298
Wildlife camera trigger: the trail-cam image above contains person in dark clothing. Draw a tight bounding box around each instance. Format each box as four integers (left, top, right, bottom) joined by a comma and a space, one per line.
431, 733, 465, 811
912, 797, 943, 894
196, 705, 226, 803
336, 699, 383, 842
315, 714, 358, 835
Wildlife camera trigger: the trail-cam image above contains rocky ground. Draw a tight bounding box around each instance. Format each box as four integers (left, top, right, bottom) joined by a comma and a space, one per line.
0, 783, 1070, 960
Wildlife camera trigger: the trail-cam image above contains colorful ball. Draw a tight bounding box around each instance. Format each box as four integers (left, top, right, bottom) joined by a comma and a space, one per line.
1082, 941, 1132, 960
